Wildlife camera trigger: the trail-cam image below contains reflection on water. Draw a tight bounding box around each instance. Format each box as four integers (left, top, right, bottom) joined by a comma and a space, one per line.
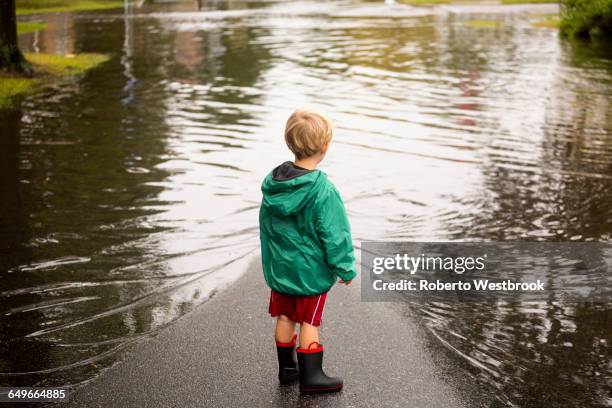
1, 0, 611, 405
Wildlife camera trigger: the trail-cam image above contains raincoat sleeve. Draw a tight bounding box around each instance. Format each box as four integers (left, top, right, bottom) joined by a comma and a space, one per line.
315, 186, 357, 282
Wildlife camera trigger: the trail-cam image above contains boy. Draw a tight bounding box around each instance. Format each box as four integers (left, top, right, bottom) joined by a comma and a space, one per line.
259, 109, 357, 394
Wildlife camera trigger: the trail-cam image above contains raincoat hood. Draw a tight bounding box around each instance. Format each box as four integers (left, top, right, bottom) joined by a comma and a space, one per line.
261, 162, 323, 217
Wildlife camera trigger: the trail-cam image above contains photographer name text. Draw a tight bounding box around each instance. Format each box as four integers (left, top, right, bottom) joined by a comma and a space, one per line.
372, 279, 545, 292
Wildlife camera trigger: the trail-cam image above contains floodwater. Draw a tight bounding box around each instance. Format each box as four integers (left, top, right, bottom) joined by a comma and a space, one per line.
1, 0, 611, 406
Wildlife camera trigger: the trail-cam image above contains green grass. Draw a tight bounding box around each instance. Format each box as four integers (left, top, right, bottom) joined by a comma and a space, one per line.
501, 0, 558, 3
17, 0, 124, 15
0, 78, 39, 109
25, 52, 111, 76
0, 53, 110, 109
531, 13, 560, 28
17, 22, 47, 35
463, 19, 503, 28
400, 0, 557, 5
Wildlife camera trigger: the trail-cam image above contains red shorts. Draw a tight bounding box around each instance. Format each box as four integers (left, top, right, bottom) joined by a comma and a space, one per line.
268, 290, 328, 327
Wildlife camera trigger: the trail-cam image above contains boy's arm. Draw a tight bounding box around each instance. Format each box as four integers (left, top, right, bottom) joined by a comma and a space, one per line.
315, 187, 357, 282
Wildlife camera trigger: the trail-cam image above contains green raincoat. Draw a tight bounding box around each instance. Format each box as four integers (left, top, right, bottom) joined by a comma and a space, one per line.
259, 162, 357, 296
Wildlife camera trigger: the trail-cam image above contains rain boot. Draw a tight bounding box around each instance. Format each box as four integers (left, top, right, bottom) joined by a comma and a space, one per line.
276, 334, 299, 384
297, 342, 343, 393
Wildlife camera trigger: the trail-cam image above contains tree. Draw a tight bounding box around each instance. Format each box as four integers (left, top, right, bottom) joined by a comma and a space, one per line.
561, 0, 612, 38
0, 0, 31, 74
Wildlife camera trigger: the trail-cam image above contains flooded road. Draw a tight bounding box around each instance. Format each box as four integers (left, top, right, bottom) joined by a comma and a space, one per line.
1, 1, 611, 406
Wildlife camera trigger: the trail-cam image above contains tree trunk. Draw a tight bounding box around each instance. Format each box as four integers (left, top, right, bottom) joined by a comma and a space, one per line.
0, 0, 30, 74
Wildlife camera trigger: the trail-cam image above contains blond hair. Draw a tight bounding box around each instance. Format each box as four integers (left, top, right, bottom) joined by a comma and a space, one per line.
284, 109, 333, 159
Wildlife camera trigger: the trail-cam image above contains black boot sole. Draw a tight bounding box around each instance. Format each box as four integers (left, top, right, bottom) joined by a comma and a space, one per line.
279, 372, 300, 385
299, 384, 343, 394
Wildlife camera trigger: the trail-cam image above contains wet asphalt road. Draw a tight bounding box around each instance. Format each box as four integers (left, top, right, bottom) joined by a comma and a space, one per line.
68, 256, 477, 407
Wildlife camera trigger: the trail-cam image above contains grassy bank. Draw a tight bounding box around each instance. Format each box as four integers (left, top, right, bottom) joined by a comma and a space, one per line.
0, 53, 110, 109
0, 79, 39, 109
16, 0, 124, 15
17, 22, 47, 35
400, 0, 558, 5
26, 53, 110, 75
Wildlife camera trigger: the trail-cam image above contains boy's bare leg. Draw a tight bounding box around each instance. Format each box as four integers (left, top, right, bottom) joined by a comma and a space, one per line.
299, 322, 320, 349
275, 315, 296, 343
